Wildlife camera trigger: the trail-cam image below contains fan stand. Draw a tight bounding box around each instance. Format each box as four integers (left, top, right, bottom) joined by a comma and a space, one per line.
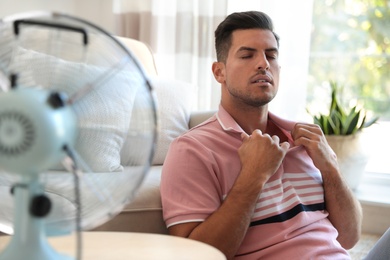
0, 175, 73, 260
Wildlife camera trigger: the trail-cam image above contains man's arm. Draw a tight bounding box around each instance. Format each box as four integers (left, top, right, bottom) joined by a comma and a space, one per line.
292, 123, 362, 249
167, 130, 289, 260
168, 173, 266, 260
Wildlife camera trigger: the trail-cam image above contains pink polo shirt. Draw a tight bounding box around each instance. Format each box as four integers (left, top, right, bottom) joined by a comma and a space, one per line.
161, 106, 350, 259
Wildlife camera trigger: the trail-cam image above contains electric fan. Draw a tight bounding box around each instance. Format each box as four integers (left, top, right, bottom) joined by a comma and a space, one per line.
0, 11, 157, 260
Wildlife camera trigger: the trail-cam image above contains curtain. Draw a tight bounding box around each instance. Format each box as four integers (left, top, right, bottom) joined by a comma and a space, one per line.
113, 0, 227, 110
113, 0, 313, 120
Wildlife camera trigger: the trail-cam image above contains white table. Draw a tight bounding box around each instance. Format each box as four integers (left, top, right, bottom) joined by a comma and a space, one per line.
0, 231, 226, 259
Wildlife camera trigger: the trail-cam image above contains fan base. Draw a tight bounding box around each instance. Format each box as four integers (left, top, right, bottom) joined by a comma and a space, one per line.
0, 177, 74, 260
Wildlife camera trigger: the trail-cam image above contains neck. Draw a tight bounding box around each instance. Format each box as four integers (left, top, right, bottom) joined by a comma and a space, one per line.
222, 102, 269, 135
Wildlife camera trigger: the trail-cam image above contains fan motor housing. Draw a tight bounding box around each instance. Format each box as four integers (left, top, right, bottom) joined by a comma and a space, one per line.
0, 87, 77, 175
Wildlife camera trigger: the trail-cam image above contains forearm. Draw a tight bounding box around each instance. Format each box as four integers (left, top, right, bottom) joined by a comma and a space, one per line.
322, 167, 362, 249
188, 173, 264, 259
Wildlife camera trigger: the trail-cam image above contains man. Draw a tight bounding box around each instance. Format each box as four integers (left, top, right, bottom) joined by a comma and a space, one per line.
161, 11, 362, 259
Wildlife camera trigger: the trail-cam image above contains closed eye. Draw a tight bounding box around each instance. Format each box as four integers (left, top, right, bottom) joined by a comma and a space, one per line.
241, 55, 253, 59
237, 46, 256, 59
265, 49, 279, 60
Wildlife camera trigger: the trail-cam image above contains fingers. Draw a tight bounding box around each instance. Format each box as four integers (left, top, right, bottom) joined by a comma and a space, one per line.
271, 135, 289, 151
241, 129, 262, 141
241, 132, 249, 141
292, 123, 323, 143
292, 123, 323, 136
243, 130, 289, 151
292, 123, 331, 162
271, 134, 279, 143
280, 141, 290, 151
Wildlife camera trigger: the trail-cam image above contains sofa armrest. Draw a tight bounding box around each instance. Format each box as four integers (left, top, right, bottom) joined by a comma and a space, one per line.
189, 110, 216, 128
115, 36, 157, 77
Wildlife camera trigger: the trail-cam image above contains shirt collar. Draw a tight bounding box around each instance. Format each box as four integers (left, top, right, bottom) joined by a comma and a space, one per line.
216, 104, 296, 134
216, 105, 245, 134
268, 112, 296, 132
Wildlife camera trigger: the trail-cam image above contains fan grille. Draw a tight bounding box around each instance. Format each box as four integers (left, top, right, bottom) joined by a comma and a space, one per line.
0, 11, 157, 236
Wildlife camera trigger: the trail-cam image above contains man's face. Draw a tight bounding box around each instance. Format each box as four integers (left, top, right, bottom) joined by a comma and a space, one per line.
216, 29, 281, 109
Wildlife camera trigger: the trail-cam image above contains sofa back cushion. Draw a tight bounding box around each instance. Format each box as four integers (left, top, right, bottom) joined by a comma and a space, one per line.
117, 37, 195, 165
149, 76, 194, 165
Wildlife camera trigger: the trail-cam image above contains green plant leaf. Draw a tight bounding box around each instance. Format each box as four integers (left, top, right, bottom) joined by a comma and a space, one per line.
328, 111, 340, 135
362, 116, 379, 129
342, 106, 358, 134
330, 81, 346, 118
316, 115, 328, 134
336, 109, 348, 134
309, 81, 379, 136
346, 109, 361, 135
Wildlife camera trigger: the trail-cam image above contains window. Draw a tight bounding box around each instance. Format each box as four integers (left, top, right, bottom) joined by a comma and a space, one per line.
307, 0, 390, 175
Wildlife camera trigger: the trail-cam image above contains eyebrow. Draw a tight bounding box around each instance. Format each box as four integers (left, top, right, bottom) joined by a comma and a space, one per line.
237, 46, 279, 54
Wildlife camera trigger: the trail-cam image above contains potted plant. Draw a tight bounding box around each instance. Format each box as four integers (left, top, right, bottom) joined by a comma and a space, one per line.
310, 81, 378, 190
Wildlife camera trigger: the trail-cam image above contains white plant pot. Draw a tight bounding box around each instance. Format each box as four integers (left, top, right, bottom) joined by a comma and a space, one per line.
325, 133, 368, 190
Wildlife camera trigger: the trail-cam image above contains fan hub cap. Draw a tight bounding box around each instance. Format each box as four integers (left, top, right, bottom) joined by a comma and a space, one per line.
0, 111, 35, 156
0, 87, 77, 174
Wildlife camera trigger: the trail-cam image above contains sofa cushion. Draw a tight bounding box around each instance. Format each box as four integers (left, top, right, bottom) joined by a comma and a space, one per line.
150, 76, 194, 165
123, 165, 163, 211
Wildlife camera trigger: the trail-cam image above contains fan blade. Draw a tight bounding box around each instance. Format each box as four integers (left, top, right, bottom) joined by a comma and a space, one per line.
0, 73, 9, 92
67, 56, 131, 105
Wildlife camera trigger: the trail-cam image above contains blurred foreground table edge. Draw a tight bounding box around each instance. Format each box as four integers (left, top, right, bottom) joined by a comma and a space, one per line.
0, 231, 226, 259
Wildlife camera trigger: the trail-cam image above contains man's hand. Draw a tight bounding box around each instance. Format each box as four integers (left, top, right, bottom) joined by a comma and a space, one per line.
291, 123, 338, 174
239, 129, 290, 186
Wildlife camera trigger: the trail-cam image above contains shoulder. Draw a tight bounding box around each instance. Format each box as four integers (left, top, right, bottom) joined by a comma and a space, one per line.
178, 114, 222, 142
165, 113, 239, 164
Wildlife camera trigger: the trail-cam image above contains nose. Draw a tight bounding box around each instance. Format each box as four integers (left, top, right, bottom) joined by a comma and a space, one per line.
256, 53, 270, 71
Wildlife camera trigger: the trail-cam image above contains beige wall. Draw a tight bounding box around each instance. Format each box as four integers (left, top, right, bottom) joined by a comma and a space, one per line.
0, 0, 116, 35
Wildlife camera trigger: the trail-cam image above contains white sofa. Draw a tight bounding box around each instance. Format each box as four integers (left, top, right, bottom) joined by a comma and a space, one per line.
93, 37, 214, 234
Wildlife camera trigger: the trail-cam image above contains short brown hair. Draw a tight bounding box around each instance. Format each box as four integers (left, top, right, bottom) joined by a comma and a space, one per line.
215, 11, 280, 62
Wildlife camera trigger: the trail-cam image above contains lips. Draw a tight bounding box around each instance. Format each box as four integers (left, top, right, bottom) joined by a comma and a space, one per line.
251, 74, 272, 84
254, 79, 268, 83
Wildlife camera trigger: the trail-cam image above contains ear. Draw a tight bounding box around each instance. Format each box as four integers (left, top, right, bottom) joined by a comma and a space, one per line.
212, 61, 225, 84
